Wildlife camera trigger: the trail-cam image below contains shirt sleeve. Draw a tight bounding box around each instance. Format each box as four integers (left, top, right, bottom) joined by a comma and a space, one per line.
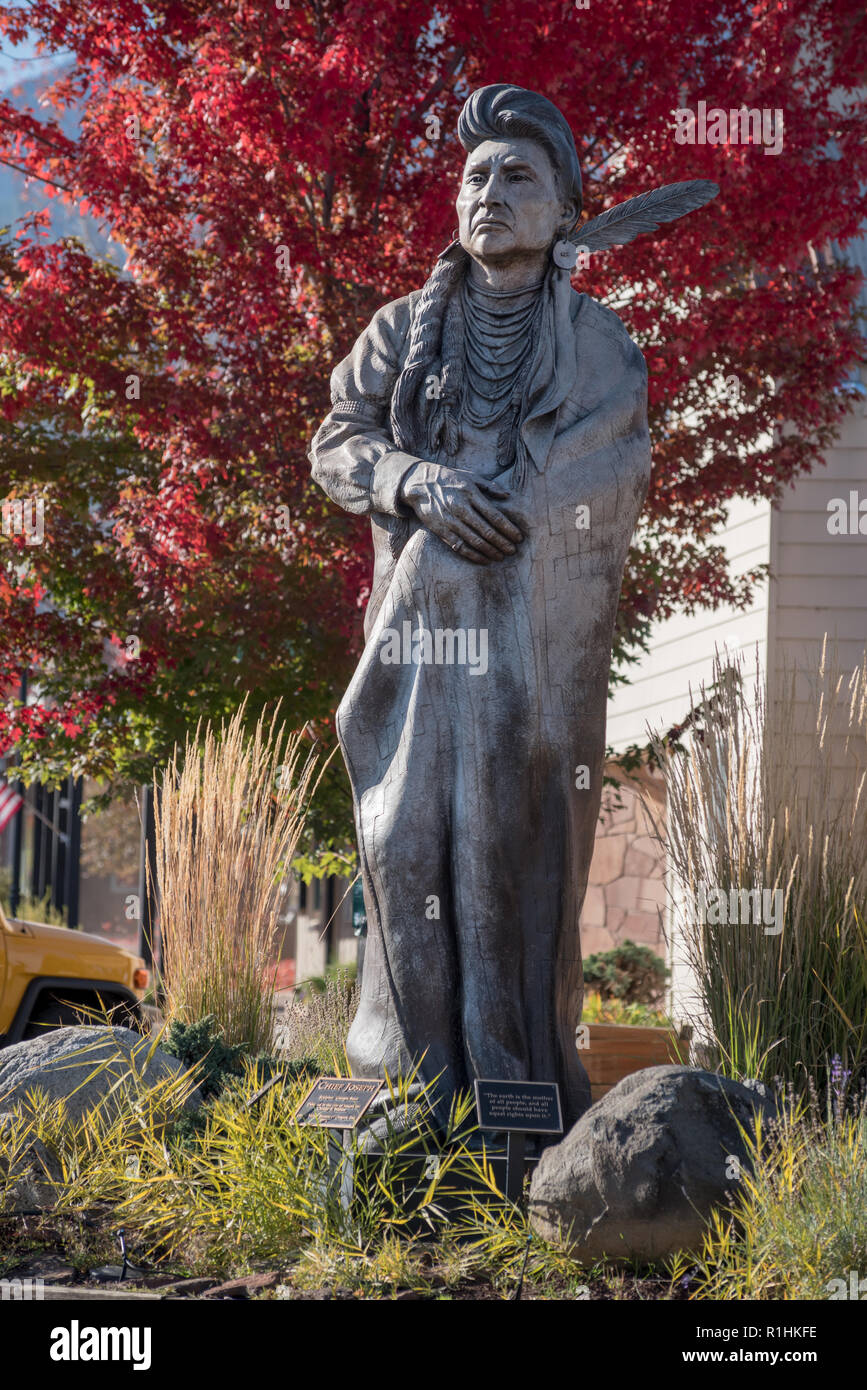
309, 295, 422, 518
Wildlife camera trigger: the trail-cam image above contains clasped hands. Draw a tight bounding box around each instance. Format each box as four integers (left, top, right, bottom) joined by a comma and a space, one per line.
398, 461, 525, 565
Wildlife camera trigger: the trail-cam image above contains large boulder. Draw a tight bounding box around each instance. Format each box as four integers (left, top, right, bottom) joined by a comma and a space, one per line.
529, 1065, 776, 1264
0, 1026, 201, 1127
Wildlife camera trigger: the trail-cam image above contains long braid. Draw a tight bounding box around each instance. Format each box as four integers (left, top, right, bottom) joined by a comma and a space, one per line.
428, 287, 465, 458
390, 247, 468, 455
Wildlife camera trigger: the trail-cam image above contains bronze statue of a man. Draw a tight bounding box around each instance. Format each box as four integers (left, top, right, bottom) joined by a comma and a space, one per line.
310, 84, 652, 1132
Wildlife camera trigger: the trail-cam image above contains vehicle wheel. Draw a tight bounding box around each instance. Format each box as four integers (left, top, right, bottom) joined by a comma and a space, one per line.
22, 998, 87, 1039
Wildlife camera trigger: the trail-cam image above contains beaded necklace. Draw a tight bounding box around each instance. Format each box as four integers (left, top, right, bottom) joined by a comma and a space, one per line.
459, 276, 545, 429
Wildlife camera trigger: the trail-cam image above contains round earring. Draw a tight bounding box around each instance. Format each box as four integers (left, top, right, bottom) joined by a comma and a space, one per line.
552, 238, 578, 270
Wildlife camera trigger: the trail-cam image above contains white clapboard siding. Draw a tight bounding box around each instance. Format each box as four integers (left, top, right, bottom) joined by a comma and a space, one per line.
777, 541, 867, 578
606, 492, 772, 749
773, 607, 867, 643
781, 511, 867, 545
769, 429, 867, 686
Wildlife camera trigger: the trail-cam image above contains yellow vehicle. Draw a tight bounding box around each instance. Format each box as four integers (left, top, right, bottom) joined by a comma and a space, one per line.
0, 899, 148, 1045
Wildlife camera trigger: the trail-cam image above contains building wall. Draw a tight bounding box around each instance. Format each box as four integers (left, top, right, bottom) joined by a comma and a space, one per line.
605, 492, 773, 753
769, 405, 867, 703
580, 492, 773, 985
582, 780, 666, 959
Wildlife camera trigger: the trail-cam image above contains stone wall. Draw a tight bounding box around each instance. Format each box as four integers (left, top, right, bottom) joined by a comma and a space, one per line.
580, 779, 667, 959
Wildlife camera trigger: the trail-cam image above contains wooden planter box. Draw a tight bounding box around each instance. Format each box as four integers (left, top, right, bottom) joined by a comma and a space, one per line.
581, 1022, 692, 1103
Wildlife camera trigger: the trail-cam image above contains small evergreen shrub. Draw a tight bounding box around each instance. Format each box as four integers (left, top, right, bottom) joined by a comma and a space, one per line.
161, 1014, 318, 1148
161, 1015, 249, 1101
583, 940, 669, 1007
162, 1013, 319, 1097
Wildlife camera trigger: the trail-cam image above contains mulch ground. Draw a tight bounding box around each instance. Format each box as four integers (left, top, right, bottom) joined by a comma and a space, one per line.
1, 1206, 690, 1301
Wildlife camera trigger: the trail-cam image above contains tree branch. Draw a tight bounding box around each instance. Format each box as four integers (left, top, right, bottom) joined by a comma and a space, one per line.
0, 155, 72, 194
0, 113, 72, 160
371, 45, 466, 229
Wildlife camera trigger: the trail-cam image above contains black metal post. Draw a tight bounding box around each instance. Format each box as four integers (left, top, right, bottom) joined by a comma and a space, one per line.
39, 788, 55, 901
30, 784, 43, 899
8, 778, 24, 919
64, 776, 82, 929
33, 786, 44, 899
8, 670, 27, 918
505, 1131, 526, 1205
50, 784, 66, 917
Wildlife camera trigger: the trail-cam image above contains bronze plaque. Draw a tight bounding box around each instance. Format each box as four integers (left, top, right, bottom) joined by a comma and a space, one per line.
294, 1076, 383, 1129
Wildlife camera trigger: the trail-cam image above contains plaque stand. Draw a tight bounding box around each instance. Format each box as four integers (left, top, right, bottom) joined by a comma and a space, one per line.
473, 1079, 564, 1206
292, 1076, 384, 1225
505, 1131, 527, 1205
326, 1127, 354, 1213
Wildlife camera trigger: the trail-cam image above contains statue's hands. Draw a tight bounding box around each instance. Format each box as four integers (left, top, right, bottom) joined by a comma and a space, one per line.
398, 462, 525, 564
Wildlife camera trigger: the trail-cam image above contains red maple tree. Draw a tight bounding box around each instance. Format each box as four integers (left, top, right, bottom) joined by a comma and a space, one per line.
0, 1, 864, 844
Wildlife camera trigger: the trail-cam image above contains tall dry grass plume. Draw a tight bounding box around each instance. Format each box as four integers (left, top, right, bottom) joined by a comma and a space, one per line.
656, 640, 867, 1092
152, 701, 319, 1053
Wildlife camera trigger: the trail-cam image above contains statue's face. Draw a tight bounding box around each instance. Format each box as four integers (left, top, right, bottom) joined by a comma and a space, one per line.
456, 136, 576, 266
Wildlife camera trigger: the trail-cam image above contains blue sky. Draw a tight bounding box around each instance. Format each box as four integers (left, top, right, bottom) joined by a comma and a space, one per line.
0, 3, 63, 92
0, 13, 117, 262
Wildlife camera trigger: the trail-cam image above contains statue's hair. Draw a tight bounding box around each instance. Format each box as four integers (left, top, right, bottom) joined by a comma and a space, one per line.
458, 84, 582, 218
389, 84, 581, 468
389, 252, 465, 456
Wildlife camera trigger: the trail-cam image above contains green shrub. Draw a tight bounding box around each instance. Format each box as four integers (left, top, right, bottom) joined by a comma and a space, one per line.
160, 1015, 249, 1101
161, 1014, 315, 1096
580, 992, 671, 1028
582, 940, 669, 1007
159, 1014, 317, 1149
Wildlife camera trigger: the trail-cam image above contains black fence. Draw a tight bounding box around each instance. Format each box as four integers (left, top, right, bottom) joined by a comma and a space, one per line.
3, 775, 84, 927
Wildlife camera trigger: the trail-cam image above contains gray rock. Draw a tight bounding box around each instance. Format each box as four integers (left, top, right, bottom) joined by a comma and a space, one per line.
0, 1026, 201, 1128
1, 1254, 75, 1282
529, 1065, 777, 1264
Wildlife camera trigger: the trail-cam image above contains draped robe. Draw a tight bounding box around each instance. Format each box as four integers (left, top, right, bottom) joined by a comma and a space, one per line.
309, 267, 651, 1130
